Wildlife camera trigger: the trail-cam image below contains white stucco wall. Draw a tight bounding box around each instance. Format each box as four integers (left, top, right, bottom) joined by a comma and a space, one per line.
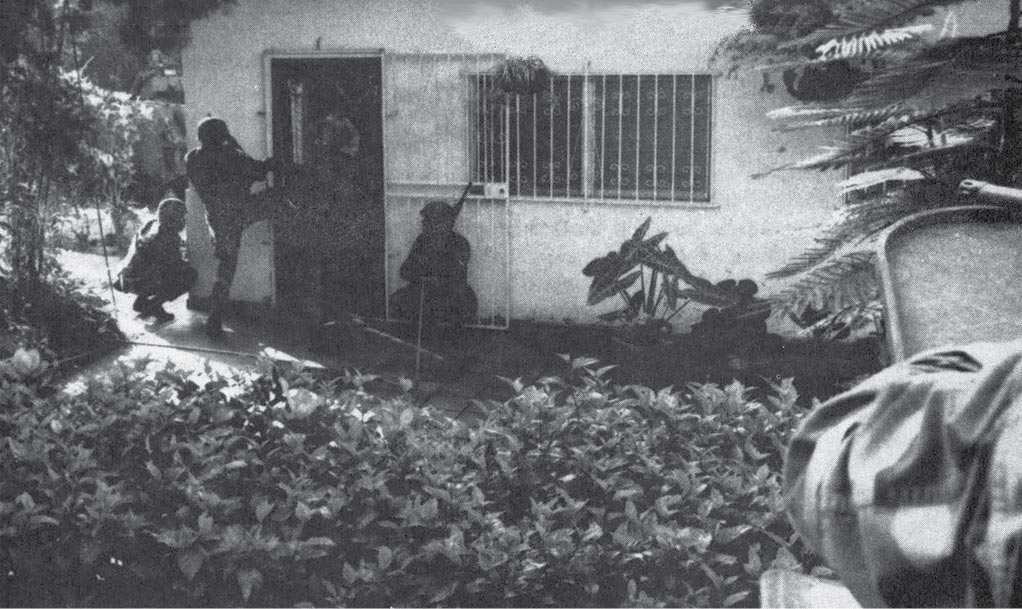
182, 0, 843, 326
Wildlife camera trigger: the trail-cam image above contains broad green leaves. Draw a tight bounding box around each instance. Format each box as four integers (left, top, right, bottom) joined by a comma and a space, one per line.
0, 357, 805, 607
584, 217, 768, 337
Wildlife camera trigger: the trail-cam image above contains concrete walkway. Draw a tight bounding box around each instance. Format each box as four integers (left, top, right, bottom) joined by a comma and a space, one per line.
59, 250, 562, 417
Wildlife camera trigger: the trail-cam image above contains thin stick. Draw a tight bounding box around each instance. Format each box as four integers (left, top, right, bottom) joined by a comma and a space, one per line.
415, 281, 426, 378
348, 317, 445, 362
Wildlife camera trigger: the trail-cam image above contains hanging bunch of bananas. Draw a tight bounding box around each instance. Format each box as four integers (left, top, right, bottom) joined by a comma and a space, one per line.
492, 56, 550, 96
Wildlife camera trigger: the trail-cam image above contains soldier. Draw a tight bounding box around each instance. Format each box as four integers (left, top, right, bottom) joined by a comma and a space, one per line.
784, 340, 1022, 606
185, 117, 274, 338
389, 200, 478, 336
113, 198, 197, 325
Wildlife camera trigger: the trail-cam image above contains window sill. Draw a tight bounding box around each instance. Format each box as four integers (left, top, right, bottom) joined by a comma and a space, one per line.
507, 195, 719, 209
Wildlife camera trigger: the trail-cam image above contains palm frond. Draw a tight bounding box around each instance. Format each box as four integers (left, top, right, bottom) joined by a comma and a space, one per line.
781, 0, 971, 49
924, 95, 1004, 124
768, 189, 929, 278
753, 1, 1008, 323
770, 251, 880, 317
767, 234, 850, 280
767, 72, 1002, 133
770, 179, 963, 281
836, 167, 926, 194
759, 99, 999, 177
768, 104, 914, 131
843, 60, 948, 110
814, 24, 933, 60
754, 114, 917, 176
892, 115, 995, 143
845, 37, 1022, 113
887, 140, 994, 170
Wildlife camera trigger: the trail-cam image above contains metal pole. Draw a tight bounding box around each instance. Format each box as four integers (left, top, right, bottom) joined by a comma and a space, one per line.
635, 75, 641, 201
415, 281, 426, 378
671, 74, 677, 203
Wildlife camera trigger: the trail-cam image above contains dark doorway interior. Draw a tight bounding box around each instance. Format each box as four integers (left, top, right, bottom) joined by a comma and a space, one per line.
270, 56, 385, 319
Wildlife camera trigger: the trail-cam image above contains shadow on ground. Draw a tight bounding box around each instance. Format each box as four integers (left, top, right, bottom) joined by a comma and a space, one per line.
58, 250, 881, 414
58, 250, 588, 419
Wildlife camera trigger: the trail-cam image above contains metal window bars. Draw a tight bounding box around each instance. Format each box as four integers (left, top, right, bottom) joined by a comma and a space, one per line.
476, 72, 713, 204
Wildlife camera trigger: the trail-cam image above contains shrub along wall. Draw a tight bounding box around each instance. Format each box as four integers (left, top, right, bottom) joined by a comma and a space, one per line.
0, 352, 810, 607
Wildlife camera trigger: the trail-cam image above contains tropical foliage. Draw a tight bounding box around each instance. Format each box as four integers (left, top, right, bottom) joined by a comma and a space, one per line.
715, 0, 1022, 325
2, 62, 149, 325
0, 351, 811, 607
583, 217, 768, 341
0, 0, 229, 330
101, 0, 237, 58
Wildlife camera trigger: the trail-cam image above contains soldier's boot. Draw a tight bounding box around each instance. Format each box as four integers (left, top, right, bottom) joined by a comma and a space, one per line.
205, 282, 228, 338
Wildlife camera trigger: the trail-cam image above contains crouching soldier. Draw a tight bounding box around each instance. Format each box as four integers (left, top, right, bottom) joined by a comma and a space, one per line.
113, 197, 197, 324
389, 200, 478, 338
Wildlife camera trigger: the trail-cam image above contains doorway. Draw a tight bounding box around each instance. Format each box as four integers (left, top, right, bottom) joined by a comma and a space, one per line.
268, 54, 385, 319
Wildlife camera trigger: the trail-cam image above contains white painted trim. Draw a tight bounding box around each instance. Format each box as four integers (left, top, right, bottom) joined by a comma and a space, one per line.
264, 48, 386, 59
507, 195, 720, 210
707, 72, 715, 204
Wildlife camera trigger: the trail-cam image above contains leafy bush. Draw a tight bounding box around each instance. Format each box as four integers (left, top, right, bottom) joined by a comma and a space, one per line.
3, 0, 166, 303
1, 354, 808, 607
584, 217, 770, 345
0, 266, 123, 370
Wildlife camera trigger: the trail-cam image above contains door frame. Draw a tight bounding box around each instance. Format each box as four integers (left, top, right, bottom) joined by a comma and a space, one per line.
260, 48, 386, 311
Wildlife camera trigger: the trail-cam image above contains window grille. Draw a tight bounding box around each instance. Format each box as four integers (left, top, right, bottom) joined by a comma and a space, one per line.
473, 73, 712, 203
287, 79, 305, 163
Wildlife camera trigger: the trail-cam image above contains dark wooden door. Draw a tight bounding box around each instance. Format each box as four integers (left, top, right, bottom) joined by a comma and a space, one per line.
270, 55, 385, 319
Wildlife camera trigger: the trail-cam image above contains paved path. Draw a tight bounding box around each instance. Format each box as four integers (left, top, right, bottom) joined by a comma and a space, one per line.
58, 250, 558, 417
60, 250, 329, 374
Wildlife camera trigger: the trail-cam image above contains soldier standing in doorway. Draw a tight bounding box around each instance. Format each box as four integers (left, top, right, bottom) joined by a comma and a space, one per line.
185, 117, 275, 338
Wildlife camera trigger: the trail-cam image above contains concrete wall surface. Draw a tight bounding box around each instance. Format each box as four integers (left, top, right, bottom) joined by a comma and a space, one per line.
182, 0, 853, 327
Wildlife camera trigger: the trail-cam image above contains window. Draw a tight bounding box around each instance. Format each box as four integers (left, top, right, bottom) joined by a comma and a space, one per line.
473, 73, 712, 203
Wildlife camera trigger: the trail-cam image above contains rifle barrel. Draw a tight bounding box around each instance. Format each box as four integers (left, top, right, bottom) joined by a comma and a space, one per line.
961, 179, 1022, 206
452, 181, 473, 219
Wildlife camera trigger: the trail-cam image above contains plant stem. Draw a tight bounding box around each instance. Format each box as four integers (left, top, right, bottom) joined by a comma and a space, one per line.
647, 268, 658, 314
663, 299, 692, 323
639, 265, 646, 307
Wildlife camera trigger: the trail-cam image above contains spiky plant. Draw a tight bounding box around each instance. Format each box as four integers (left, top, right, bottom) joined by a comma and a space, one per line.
716, 0, 1022, 329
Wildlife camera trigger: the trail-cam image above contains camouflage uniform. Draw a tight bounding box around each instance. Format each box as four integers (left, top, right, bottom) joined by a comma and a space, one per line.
785, 340, 1022, 606
185, 120, 272, 334
116, 218, 196, 301
389, 201, 477, 329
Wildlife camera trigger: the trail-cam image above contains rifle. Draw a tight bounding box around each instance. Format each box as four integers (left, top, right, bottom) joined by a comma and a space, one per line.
451, 181, 473, 221
960, 179, 1022, 206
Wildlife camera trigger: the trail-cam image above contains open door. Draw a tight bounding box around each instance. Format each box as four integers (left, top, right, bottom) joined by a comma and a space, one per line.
267, 53, 386, 319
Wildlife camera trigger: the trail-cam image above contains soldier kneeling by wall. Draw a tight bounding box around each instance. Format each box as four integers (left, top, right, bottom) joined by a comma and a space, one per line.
389, 200, 478, 339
